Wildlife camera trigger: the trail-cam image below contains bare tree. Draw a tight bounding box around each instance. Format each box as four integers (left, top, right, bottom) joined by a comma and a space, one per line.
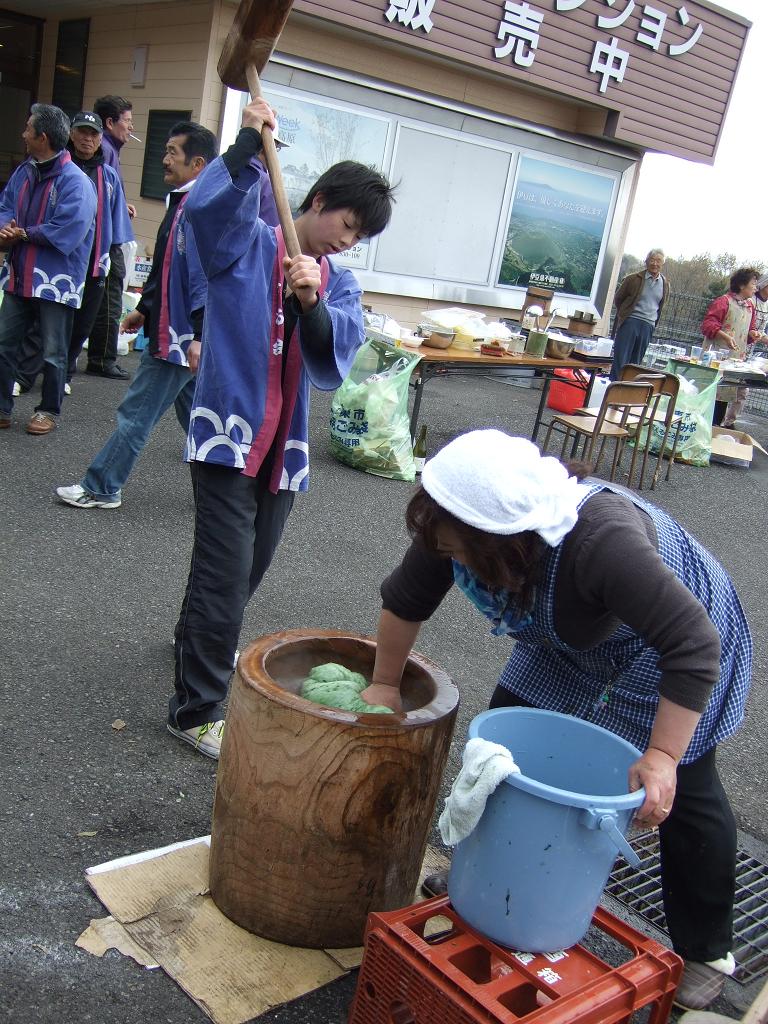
314, 109, 362, 172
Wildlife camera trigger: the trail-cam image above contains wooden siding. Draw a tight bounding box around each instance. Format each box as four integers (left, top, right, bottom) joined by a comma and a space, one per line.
274, 15, 605, 137
32, 0, 228, 255
291, 0, 749, 164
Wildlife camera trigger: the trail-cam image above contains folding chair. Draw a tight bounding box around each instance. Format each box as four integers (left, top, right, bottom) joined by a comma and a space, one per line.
542, 381, 654, 484
618, 367, 686, 490
575, 368, 681, 490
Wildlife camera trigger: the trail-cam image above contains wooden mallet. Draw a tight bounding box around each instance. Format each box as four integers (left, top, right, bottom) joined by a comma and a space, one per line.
218, 0, 300, 257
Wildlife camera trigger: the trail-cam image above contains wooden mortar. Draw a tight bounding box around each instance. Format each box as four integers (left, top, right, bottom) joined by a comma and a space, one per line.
209, 629, 459, 948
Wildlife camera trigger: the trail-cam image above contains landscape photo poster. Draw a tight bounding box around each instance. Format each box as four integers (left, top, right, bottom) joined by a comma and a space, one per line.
263, 88, 390, 269
498, 156, 615, 298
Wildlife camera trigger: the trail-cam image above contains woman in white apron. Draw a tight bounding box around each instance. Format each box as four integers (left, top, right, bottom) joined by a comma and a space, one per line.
701, 267, 760, 427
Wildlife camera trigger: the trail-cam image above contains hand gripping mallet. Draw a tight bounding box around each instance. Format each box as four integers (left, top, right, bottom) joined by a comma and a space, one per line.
217, 0, 300, 257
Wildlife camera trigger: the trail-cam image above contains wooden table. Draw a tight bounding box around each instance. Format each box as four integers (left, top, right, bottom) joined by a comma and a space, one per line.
410, 345, 612, 442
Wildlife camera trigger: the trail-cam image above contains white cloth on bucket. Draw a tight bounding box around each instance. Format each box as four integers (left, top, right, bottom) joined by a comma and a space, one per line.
438, 737, 520, 846
420, 430, 583, 546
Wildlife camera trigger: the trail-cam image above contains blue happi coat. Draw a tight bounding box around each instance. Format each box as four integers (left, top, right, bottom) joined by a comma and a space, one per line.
85, 160, 133, 279
153, 188, 206, 367
0, 151, 97, 308
184, 155, 365, 491
454, 482, 752, 764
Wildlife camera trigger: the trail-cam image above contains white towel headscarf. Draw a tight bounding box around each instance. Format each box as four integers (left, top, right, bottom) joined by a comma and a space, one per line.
421, 430, 582, 546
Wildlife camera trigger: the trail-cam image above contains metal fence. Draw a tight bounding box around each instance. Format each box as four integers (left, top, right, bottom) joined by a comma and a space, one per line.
609, 290, 709, 350
655, 292, 712, 347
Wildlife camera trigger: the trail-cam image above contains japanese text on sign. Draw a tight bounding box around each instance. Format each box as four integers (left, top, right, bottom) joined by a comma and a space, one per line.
384, 0, 436, 32
383, 0, 705, 93
331, 406, 370, 448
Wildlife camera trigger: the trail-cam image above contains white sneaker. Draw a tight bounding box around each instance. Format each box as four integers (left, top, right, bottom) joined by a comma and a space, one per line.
55, 484, 122, 509
64, 382, 72, 396
12, 381, 21, 397
167, 720, 224, 759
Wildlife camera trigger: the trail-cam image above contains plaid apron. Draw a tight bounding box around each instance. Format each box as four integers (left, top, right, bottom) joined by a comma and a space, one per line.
453, 482, 752, 764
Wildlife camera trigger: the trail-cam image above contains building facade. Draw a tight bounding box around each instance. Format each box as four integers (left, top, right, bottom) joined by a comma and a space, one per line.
1, 0, 751, 326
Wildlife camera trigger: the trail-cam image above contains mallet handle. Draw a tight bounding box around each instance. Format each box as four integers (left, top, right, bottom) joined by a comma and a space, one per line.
246, 64, 301, 259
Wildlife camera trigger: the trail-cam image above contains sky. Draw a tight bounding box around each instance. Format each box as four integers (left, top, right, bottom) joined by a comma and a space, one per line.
623, 0, 765, 263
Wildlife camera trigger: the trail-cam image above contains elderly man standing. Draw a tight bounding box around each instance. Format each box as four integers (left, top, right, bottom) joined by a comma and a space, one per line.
0, 104, 96, 435
55, 122, 218, 510
610, 249, 669, 379
65, 111, 134, 383
85, 95, 137, 380
13, 111, 134, 393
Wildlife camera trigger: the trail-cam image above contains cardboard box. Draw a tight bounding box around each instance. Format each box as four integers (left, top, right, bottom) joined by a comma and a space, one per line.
710, 427, 768, 468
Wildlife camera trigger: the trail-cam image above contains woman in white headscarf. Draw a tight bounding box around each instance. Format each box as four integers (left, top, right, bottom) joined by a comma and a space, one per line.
362, 429, 751, 1012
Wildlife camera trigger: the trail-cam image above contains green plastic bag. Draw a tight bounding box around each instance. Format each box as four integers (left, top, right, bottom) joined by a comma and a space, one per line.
329, 337, 421, 481
650, 364, 719, 467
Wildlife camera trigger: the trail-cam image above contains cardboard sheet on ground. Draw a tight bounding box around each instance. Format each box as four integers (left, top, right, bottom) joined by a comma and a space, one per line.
80, 836, 449, 1024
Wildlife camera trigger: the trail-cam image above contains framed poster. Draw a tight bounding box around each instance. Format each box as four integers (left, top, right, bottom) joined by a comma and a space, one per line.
223, 86, 390, 268
498, 157, 616, 298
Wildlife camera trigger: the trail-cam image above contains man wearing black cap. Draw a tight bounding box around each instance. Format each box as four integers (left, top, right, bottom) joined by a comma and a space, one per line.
13, 111, 134, 394
66, 111, 134, 381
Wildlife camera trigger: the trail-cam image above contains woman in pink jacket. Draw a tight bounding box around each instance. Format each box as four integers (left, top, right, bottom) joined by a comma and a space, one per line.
701, 267, 760, 427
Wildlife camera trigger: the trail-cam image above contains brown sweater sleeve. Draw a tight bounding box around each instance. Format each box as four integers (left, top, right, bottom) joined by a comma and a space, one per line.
381, 495, 720, 713
555, 493, 720, 712
380, 540, 454, 621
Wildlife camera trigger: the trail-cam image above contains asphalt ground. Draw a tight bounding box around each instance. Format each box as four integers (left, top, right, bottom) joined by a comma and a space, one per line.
2, 349, 767, 1022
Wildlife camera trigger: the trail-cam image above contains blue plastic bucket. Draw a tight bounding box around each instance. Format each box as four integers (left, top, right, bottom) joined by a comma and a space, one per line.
448, 707, 645, 952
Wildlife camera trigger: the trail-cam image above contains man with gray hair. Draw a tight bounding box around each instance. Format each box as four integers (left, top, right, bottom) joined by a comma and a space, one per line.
610, 249, 669, 379
0, 104, 97, 434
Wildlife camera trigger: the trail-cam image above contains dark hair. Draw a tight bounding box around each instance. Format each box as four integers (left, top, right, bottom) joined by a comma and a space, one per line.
405, 458, 591, 610
729, 267, 759, 294
168, 121, 218, 164
29, 104, 70, 152
298, 161, 395, 239
93, 95, 132, 125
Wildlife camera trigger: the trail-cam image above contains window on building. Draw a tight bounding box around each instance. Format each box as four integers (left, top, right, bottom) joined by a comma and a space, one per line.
222, 69, 636, 315
52, 19, 90, 118
0, 9, 43, 187
140, 110, 192, 200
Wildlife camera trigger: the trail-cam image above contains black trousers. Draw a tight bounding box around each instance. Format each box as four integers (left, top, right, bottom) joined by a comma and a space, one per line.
86, 245, 125, 371
15, 276, 108, 388
67, 276, 107, 379
489, 684, 736, 962
171, 460, 295, 730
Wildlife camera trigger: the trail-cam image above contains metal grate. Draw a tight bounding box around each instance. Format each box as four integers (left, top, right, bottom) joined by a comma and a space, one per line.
606, 830, 768, 985
747, 389, 768, 418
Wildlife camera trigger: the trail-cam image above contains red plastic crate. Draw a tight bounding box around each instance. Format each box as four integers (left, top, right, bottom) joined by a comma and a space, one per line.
349, 896, 682, 1024
546, 369, 591, 414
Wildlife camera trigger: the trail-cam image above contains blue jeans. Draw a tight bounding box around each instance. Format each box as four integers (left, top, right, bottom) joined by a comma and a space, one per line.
82, 348, 195, 501
0, 292, 74, 417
